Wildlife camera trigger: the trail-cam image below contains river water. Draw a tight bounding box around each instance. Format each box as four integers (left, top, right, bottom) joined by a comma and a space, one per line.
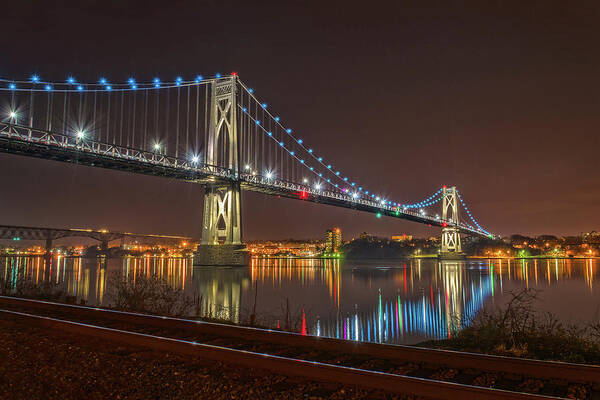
1, 256, 598, 345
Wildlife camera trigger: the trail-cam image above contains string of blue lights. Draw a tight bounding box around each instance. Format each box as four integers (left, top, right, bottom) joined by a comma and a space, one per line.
456, 190, 491, 236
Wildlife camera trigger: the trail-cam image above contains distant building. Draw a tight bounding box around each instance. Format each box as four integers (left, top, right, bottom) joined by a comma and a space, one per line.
391, 234, 413, 242
325, 228, 342, 253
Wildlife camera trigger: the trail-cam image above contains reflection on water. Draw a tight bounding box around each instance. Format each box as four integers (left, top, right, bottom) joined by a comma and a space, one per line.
1, 256, 599, 345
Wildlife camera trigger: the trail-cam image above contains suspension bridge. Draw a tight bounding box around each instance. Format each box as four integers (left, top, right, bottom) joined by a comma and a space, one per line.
0, 73, 493, 265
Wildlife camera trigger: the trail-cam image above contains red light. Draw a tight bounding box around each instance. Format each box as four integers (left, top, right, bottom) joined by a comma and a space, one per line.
300, 191, 307, 199
428, 224, 431, 227
442, 222, 447, 227
231, 71, 238, 76
442, 185, 447, 189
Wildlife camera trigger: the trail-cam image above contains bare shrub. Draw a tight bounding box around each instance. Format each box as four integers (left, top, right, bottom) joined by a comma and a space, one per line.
429, 289, 600, 364
0, 270, 64, 301
106, 272, 193, 316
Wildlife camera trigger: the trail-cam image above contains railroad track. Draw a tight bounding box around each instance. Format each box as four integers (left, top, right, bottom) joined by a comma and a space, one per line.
1, 296, 598, 399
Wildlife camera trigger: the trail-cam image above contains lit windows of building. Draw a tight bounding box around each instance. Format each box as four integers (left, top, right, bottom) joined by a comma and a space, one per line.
325, 228, 342, 253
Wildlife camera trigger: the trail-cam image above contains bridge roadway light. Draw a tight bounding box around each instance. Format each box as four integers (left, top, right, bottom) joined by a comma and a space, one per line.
314, 183, 321, 190
266, 171, 273, 179
9, 111, 17, 119
244, 164, 250, 171
303, 178, 308, 183
153, 143, 161, 151
76, 130, 85, 139
191, 156, 199, 163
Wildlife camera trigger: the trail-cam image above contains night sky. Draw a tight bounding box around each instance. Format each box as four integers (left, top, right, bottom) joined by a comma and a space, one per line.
1, 1, 599, 240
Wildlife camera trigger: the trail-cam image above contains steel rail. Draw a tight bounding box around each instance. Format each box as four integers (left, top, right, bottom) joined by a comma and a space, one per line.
1, 296, 597, 386
0, 307, 560, 400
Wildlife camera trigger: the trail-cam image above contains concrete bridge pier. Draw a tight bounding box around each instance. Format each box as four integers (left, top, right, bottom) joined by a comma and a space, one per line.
194, 182, 249, 266
100, 240, 110, 252
44, 237, 53, 260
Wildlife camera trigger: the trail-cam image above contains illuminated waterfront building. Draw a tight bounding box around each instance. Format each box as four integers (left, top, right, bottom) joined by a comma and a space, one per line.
391, 234, 413, 242
325, 228, 342, 253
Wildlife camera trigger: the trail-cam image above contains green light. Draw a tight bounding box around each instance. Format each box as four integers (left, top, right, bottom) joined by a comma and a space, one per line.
12, 237, 20, 241
376, 213, 381, 218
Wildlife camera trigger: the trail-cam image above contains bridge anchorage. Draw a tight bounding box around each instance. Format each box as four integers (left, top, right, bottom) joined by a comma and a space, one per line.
0, 73, 493, 265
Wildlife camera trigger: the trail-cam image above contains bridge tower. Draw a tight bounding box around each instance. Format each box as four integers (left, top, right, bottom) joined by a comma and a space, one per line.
194, 77, 249, 266
440, 186, 463, 259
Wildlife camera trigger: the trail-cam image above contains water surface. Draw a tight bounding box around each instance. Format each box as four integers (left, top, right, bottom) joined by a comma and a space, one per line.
1, 256, 598, 345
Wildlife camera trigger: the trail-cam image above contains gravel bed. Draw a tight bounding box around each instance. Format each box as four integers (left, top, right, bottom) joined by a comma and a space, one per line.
0, 315, 417, 400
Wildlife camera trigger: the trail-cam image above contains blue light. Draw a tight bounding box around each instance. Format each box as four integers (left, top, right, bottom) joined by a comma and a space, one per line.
308, 149, 313, 153
351, 183, 355, 186
44, 84, 52, 91
153, 77, 160, 84
175, 76, 182, 85
99, 78, 107, 85
298, 139, 303, 144
106, 85, 112, 91
318, 157, 322, 161
327, 179, 331, 183
290, 151, 295, 156
279, 142, 284, 146
300, 159, 304, 163
336, 171, 340, 175
8, 83, 16, 90
267, 131, 272, 136
128, 78, 135, 84
262, 103, 267, 108
31, 75, 40, 83
154, 82, 160, 88
248, 88, 254, 94
344, 177, 348, 181
319, 173, 322, 177
309, 167, 313, 171
275, 116, 280, 122
286, 128, 292, 134
216, 73, 222, 78
327, 164, 331, 168
195, 75, 203, 82
365, 191, 369, 194
255, 120, 260, 125
131, 84, 137, 89
67, 76, 75, 84
242, 107, 247, 112
77, 85, 83, 91
335, 184, 338, 188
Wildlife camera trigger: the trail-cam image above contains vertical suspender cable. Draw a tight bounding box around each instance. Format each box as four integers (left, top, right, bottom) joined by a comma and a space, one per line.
165, 88, 170, 155
106, 93, 111, 144
78, 91, 83, 130
195, 84, 200, 156
28, 89, 34, 129
185, 85, 190, 157
118, 91, 124, 145
93, 91, 97, 141
175, 86, 180, 158
62, 93, 67, 134
46, 92, 51, 131
204, 85, 208, 161
131, 91, 137, 149
143, 89, 148, 150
